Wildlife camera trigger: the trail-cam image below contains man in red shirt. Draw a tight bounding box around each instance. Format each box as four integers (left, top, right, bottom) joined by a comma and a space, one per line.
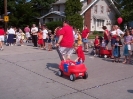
56, 20, 74, 60
82, 25, 90, 52
0, 25, 5, 50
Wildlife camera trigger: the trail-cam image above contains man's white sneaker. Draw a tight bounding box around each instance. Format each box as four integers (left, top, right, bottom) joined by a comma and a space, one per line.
0, 48, 4, 51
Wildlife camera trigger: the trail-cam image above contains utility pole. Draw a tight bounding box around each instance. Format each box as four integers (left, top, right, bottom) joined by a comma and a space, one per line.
4, 0, 7, 30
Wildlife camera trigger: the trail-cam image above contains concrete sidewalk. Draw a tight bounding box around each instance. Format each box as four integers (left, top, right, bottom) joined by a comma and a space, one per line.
0, 44, 133, 99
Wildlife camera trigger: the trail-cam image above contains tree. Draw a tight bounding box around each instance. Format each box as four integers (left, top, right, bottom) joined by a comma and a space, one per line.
31, 0, 56, 16
7, 0, 39, 28
67, 14, 83, 30
65, 0, 82, 16
65, 0, 83, 30
0, 0, 4, 15
114, 0, 133, 22
6, 0, 56, 28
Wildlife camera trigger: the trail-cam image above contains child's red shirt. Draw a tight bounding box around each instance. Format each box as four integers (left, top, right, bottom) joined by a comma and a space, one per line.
76, 46, 85, 62
38, 32, 43, 39
94, 38, 100, 47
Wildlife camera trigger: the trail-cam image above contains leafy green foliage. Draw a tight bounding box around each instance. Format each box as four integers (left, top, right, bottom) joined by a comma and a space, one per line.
65, 0, 82, 16
114, 0, 133, 22
0, 0, 4, 15
93, 31, 99, 35
46, 21, 62, 32
1, 0, 56, 28
31, 0, 55, 9
65, 0, 83, 30
66, 14, 83, 31
31, 0, 55, 15
8, 0, 39, 28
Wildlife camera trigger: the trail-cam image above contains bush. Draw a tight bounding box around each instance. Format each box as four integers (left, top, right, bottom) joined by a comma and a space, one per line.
46, 21, 63, 33
93, 31, 99, 35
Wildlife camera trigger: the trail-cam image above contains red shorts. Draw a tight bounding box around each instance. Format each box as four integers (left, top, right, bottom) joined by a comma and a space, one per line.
38, 39, 43, 45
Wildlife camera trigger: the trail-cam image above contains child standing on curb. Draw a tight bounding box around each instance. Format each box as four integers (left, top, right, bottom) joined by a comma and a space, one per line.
113, 36, 122, 62
37, 29, 43, 49
94, 35, 100, 56
19, 29, 25, 46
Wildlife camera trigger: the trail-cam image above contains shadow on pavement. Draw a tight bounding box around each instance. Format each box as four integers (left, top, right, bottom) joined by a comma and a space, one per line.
102, 58, 125, 63
46, 63, 59, 73
127, 90, 133, 94
102, 58, 113, 62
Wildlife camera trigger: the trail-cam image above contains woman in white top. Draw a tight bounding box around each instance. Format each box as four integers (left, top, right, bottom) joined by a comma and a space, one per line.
31, 24, 38, 47
110, 25, 119, 58
7, 26, 15, 46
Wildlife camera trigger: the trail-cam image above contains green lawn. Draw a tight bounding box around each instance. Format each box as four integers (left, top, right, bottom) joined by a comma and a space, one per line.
88, 33, 103, 39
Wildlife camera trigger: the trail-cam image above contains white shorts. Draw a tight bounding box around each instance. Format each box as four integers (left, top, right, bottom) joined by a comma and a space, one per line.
59, 47, 74, 56
0, 35, 4, 41
26, 32, 30, 38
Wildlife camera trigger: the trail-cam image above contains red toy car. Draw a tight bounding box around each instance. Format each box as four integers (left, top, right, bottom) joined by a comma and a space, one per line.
58, 60, 88, 81
99, 47, 112, 58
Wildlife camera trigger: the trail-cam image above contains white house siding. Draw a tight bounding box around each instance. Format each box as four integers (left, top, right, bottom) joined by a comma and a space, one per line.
90, 0, 116, 31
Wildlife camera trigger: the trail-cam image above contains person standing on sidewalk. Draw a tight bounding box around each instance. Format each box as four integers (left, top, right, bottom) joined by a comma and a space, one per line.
123, 29, 133, 64
7, 26, 16, 46
56, 20, 74, 60
31, 24, 38, 47
0, 25, 5, 50
102, 26, 110, 49
82, 25, 90, 52
42, 25, 48, 49
24, 25, 31, 43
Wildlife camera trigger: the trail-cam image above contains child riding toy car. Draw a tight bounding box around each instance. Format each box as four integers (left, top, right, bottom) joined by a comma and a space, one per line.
58, 60, 88, 81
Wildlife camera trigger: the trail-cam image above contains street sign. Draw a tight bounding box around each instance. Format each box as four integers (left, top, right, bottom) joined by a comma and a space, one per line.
4, 16, 9, 22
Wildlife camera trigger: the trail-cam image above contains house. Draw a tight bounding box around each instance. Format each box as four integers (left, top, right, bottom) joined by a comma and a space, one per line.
38, 0, 120, 31
37, 0, 66, 24
81, 0, 120, 31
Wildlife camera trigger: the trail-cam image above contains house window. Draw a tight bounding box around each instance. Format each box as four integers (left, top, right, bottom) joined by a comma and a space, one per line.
94, 5, 97, 13
101, 6, 104, 13
48, 18, 53, 22
97, 19, 104, 27
97, 19, 100, 27
57, 5, 60, 11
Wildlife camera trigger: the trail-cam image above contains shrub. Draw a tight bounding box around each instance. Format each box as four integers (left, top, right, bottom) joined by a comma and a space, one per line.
46, 21, 63, 32
93, 31, 99, 35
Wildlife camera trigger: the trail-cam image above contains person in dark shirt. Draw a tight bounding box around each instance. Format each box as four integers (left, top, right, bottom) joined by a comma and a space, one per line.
113, 36, 122, 62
